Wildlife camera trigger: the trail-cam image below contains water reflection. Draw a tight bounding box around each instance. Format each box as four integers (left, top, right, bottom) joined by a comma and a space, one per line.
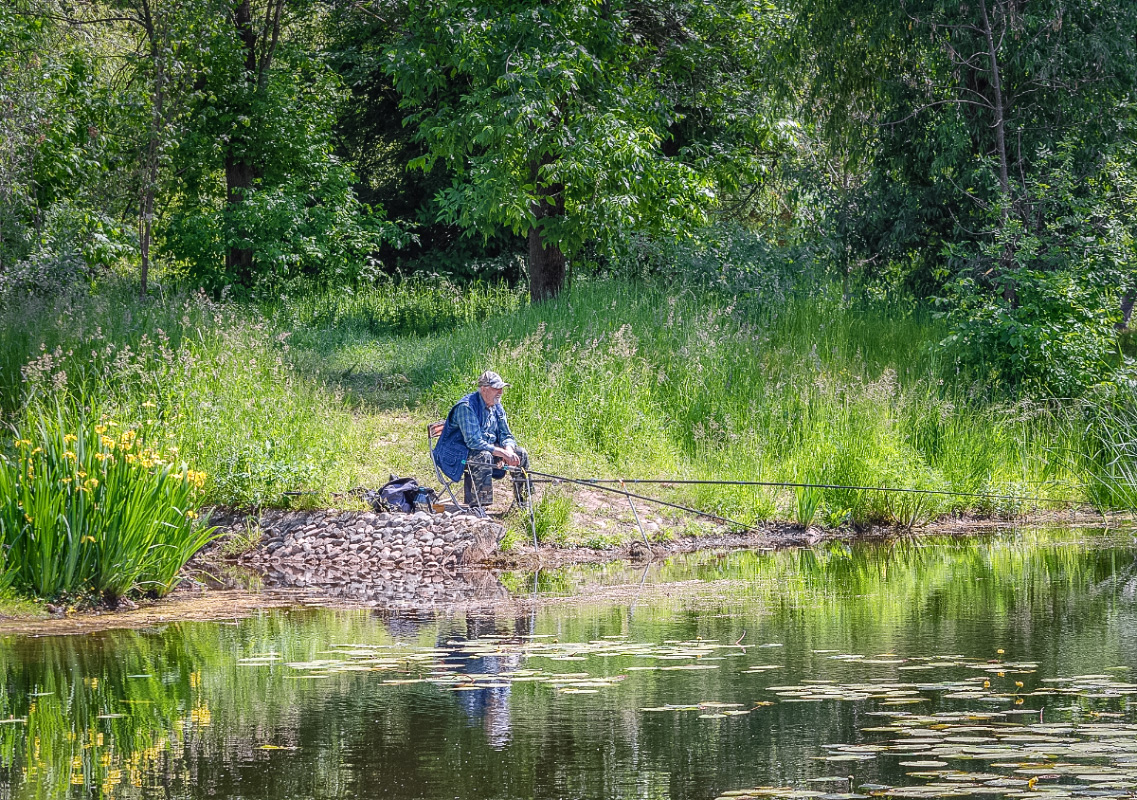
1, 530, 1136, 800
437, 616, 531, 749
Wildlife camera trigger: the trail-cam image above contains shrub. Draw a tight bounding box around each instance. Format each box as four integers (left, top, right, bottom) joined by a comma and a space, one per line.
0, 201, 135, 298
0, 405, 217, 601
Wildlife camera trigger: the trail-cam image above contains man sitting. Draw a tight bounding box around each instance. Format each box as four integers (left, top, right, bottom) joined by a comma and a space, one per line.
433, 370, 530, 509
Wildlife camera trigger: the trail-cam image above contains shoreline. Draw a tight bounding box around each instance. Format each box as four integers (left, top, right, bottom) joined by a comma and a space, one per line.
0, 508, 1127, 637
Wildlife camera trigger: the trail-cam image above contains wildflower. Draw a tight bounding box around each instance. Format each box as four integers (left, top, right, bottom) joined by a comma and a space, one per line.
94, 452, 108, 462
81, 535, 96, 544
30, 446, 43, 456
84, 478, 98, 490
168, 446, 179, 455
95, 424, 107, 434
125, 453, 139, 465
64, 433, 77, 444
77, 470, 86, 479
185, 510, 198, 519
142, 400, 156, 408
24, 514, 33, 524
63, 451, 77, 461
101, 435, 116, 449
13, 438, 31, 448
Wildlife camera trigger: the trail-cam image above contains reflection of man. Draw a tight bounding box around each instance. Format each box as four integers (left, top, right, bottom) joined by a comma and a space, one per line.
433, 371, 529, 508
439, 617, 527, 750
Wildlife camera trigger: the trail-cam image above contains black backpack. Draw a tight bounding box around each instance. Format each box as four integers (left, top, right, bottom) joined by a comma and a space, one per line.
366, 476, 436, 513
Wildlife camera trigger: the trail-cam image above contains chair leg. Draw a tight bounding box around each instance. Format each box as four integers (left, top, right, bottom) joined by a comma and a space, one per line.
463, 461, 489, 518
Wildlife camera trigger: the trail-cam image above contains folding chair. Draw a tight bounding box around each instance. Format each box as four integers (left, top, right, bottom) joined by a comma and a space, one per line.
426, 420, 487, 517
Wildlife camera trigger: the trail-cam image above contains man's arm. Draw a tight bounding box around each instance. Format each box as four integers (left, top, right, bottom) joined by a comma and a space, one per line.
455, 404, 518, 464
453, 404, 494, 451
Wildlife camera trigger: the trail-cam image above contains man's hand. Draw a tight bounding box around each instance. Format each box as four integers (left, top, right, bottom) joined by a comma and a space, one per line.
494, 445, 520, 467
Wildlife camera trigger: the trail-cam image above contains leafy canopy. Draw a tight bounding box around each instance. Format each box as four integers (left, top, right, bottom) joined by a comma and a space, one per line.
383, 0, 779, 258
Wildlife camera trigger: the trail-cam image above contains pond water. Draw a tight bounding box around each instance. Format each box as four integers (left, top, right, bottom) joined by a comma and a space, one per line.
4, 528, 1137, 800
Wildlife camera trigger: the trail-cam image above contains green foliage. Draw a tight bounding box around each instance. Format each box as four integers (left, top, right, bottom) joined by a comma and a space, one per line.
937, 138, 1137, 396
384, 0, 778, 272
0, 2, 141, 284
166, 30, 405, 295
0, 201, 136, 296
167, 166, 402, 295
534, 489, 573, 544
0, 404, 217, 601
784, 0, 1137, 397
939, 269, 1121, 397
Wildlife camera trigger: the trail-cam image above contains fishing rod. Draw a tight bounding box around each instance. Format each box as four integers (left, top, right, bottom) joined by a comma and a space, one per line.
529, 474, 1079, 507
525, 469, 764, 533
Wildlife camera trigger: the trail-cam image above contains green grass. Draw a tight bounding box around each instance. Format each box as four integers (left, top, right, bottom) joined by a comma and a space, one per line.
1081, 398, 1137, 511
0, 275, 1112, 566
0, 590, 45, 618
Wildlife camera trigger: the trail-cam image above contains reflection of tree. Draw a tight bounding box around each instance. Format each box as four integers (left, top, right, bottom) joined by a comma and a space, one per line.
1, 536, 1136, 798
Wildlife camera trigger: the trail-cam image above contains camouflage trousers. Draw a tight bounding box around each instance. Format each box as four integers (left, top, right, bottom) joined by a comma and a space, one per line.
463, 446, 530, 508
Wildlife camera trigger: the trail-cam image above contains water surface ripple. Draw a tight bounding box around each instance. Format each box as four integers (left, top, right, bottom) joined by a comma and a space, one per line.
3, 529, 1137, 800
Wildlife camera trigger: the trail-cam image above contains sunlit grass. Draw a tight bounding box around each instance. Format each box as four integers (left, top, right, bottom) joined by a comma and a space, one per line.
0, 275, 1108, 541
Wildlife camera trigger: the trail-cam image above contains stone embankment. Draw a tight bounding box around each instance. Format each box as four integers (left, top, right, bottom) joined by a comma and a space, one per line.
231, 509, 509, 608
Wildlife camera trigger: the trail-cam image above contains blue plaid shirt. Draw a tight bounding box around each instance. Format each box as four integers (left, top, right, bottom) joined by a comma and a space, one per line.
453, 395, 516, 453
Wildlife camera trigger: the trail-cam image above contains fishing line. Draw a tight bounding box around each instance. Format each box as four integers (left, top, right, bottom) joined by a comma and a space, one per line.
525, 469, 764, 532
530, 474, 1079, 507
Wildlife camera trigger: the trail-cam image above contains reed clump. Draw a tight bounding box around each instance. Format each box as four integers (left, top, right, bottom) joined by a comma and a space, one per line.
0, 404, 217, 601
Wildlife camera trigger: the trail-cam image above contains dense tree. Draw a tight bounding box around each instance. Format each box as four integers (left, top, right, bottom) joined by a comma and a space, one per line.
160, 0, 401, 294
786, 0, 1137, 392
0, 1, 142, 293
382, 0, 779, 301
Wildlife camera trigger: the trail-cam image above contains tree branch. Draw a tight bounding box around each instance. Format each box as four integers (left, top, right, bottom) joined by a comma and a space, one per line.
882, 97, 995, 127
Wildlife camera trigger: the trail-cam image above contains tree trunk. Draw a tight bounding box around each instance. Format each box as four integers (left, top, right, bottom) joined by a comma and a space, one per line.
225, 0, 261, 283
527, 224, 566, 302
978, 0, 1010, 201
527, 157, 566, 301
224, 155, 256, 285
977, 0, 1017, 304
1119, 288, 1136, 331
139, 0, 165, 298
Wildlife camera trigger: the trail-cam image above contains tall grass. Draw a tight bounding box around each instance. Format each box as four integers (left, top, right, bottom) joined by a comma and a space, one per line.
1081, 398, 1137, 511
411, 280, 1082, 524
1, 286, 398, 507
0, 275, 1109, 540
